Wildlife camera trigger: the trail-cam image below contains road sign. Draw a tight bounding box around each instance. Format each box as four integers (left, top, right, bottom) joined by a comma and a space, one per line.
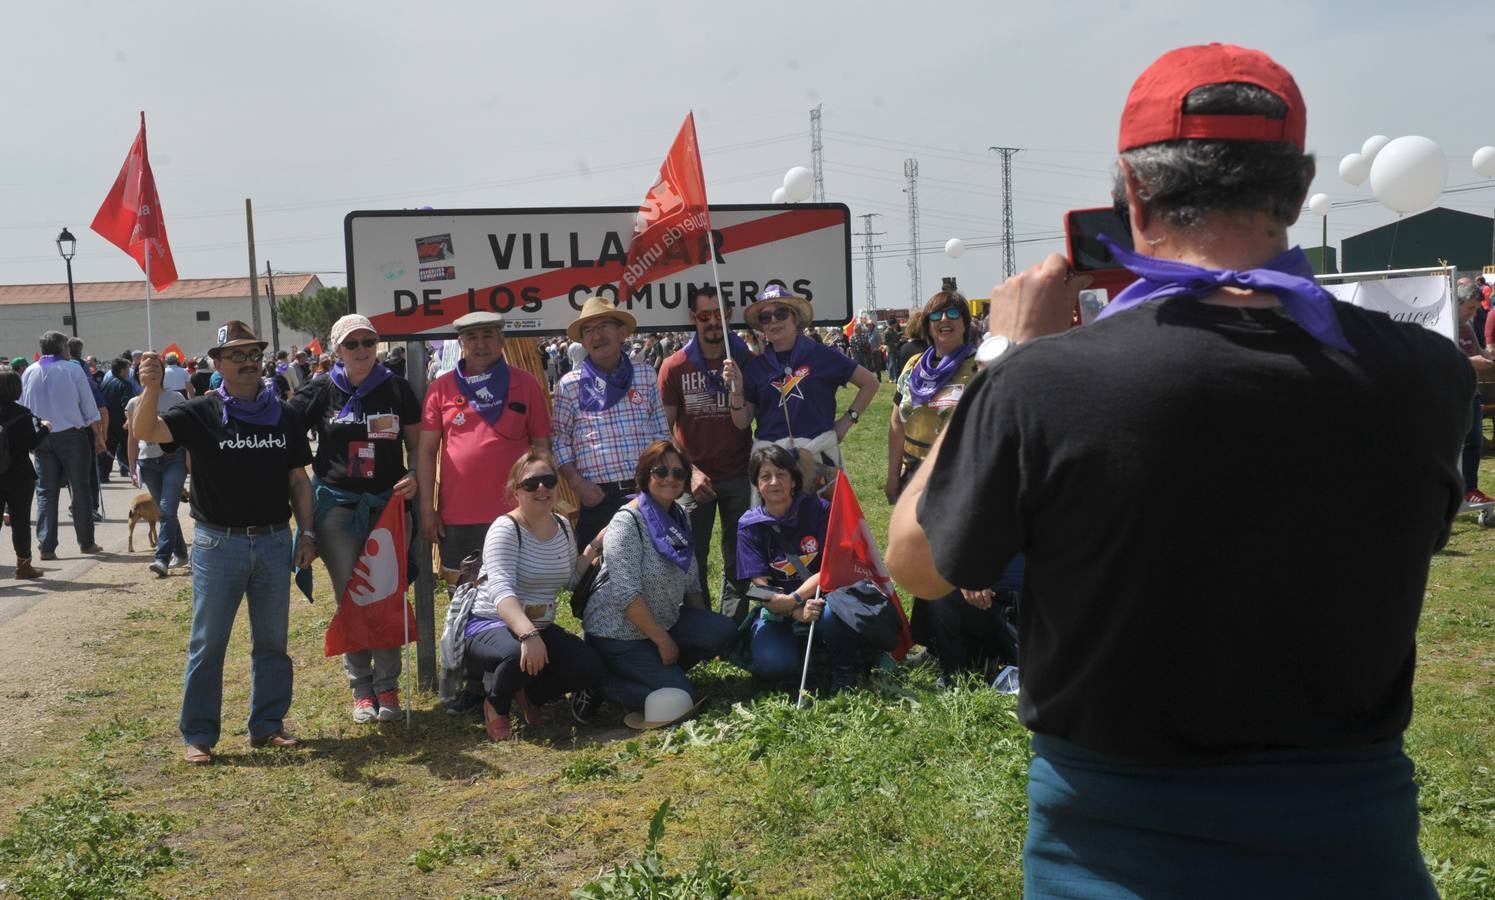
345, 204, 852, 339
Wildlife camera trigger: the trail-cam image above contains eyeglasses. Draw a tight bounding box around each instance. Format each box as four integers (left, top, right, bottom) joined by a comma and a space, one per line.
756, 307, 794, 325
580, 319, 622, 338
517, 474, 559, 492
650, 466, 688, 481
340, 337, 378, 350
225, 349, 264, 364
692, 311, 726, 324
926, 308, 963, 321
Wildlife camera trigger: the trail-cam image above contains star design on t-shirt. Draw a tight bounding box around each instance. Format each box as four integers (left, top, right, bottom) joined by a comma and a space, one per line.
769, 550, 818, 579
770, 365, 809, 408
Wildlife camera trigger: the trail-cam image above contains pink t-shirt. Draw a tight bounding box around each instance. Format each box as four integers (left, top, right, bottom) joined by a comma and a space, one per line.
421, 365, 552, 525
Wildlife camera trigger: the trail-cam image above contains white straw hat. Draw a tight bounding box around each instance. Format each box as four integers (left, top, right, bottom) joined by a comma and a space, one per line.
623, 687, 705, 730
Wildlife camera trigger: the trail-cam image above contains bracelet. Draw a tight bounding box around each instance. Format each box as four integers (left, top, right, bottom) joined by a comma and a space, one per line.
517, 630, 541, 643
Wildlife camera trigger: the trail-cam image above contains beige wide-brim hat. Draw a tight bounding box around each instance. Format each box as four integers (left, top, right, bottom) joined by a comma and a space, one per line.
623, 687, 707, 730
742, 283, 813, 332
566, 296, 638, 343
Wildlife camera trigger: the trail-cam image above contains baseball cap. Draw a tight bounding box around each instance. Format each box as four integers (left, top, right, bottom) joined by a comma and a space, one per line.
1119, 43, 1305, 153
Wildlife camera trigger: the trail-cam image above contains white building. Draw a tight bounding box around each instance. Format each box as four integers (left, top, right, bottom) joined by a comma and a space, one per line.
0, 274, 326, 362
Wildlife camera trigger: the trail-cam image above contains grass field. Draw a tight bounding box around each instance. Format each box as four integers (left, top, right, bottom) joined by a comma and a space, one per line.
1, 381, 1491, 898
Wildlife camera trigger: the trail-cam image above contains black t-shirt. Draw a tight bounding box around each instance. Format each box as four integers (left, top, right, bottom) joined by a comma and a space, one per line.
920, 299, 1471, 763
287, 374, 421, 493
190, 371, 213, 396
163, 394, 313, 527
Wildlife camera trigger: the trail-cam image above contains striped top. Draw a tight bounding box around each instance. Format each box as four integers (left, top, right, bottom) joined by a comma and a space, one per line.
470, 513, 578, 631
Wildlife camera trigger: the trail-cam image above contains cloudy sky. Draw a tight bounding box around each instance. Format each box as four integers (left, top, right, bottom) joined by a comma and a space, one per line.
3, 0, 1491, 311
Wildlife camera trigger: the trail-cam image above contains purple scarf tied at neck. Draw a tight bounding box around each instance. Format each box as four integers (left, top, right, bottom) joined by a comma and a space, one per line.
760, 334, 814, 383
330, 361, 393, 421
633, 494, 694, 571
454, 357, 510, 426
905, 341, 975, 406
738, 492, 810, 531
683, 331, 754, 396
579, 357, 634, 412
37, 354, 63, 368
1095, 234, 1355, 355
216, 380, 282, 426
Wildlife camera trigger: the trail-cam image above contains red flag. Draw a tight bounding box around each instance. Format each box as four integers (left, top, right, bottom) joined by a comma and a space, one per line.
324, 494, 418, 656
842, 320, 856, 339
161, 342, 184, 360
819, 470, 914, 659
308, 338, 323, 356
620, 112, 711, 301
90, 113, 178, 292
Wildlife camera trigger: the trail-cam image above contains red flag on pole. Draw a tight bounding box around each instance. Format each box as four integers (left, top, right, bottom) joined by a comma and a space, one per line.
161, 342, 184, 360
619, 112, 711, 302
324, 494, 419, 656
819, 470, 914, 659
308, 338, 323, 356
90, 112, 178, 292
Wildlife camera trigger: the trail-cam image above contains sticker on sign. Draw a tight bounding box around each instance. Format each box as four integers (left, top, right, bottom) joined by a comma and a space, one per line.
345, 205, 852, 339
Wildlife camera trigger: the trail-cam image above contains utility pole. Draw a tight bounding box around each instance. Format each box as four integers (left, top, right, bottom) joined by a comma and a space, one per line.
265, 261, 281, 355
810, 104, 826, 202
988, 146, 1021, 278
245, 199, 263, 338
904, 158, 921, 306
855, 213, 884, 310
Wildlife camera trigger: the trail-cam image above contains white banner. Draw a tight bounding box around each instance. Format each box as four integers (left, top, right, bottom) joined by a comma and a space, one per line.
1319, 269, 1456, 345
344, 204, 852, 339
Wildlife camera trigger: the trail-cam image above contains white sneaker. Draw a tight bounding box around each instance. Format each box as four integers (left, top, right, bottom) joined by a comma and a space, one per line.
352, 696, 378, 724
169, 554, 189, 569
376, 690, 402, 722
148, 560, 169, 578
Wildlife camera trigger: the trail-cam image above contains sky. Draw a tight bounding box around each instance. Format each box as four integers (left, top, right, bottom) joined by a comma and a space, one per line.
3, 0, 1492, 312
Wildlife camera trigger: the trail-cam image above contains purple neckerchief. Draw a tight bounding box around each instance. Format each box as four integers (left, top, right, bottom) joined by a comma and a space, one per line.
760, 334, 815, 384
682, 331, 753, 397
276, 362, 289, 375
455, 357, 511, 426
631, 494, 694, 571
330, 361, 393, 421
216, 381, 282, 426
738, 492, 810, 531
579, 357, 633, 412
1095, 234, 1355, 355
905, 341, 975, 406
38, 354, 63, 368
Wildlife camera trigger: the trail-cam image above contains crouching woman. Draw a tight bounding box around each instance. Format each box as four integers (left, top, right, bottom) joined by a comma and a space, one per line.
466, 450, 604, 741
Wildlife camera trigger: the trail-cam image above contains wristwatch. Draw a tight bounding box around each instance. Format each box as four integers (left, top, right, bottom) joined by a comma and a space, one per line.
846, 409, 861, 424
299, 530, 316, 541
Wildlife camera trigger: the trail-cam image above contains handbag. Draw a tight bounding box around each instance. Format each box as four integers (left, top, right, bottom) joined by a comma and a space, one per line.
568, 509, 644, 620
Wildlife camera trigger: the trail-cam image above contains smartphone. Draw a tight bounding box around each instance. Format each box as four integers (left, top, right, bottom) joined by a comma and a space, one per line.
1064, 207, 1137, 302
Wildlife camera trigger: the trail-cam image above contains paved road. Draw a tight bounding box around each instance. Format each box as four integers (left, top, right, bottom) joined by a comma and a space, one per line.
0, 474, 196, 624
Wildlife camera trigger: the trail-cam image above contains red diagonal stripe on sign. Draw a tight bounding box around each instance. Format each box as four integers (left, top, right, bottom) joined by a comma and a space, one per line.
366, 208, 844, 334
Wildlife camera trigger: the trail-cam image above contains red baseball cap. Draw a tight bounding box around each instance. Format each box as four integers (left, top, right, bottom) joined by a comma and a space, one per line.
1118, 43, 1305, 153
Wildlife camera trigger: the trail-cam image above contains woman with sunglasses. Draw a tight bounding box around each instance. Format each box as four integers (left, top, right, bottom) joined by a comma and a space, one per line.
287, 314, 423, 723
466, 450, 604, 741
579, 439, 738, 723
723, 284, 879, 480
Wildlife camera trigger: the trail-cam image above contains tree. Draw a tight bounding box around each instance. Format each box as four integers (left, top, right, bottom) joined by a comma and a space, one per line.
276, 287, 347, 346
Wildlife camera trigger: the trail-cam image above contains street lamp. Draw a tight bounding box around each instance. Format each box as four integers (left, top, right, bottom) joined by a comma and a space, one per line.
56, 227, 78, 337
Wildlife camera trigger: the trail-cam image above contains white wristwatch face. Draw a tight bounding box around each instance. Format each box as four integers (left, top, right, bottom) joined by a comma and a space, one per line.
976, 334, 1012, 365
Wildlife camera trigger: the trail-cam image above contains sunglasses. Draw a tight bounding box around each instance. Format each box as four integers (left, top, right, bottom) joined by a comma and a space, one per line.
517, 474, 559, 492
225, 349, 264, 364
756, 307, 795, 325
692, 311, 726, 324
650, 466, 688, 481
341, 337, 378, 350
927, 308, 963, 321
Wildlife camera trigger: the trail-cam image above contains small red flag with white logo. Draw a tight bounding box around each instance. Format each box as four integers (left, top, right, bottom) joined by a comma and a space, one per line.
619, 112, 711, 301
324, 494, 418, 655
90, 112, 178, 292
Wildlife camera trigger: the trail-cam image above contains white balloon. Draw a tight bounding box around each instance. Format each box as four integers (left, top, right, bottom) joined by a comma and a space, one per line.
1361, 135, 1391, 161
1338, 153, 1370, 186
1369, 136, 1447, 214
944, 238, 965, 258
783, 166, 815, 202
1474, 146, 1495, 178
771, 186, 789, 204
1308, 193, 1332, 217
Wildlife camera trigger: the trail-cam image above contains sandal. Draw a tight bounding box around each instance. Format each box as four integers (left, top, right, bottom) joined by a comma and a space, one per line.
482, 699, 512, 742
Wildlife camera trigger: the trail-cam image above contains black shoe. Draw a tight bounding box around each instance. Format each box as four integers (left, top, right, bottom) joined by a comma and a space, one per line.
570, 688, 602, 724
445, 691, 483, 716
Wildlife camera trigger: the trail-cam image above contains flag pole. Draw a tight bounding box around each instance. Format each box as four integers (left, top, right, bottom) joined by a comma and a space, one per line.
145, 241, 154, 349
796, 585, 821, 709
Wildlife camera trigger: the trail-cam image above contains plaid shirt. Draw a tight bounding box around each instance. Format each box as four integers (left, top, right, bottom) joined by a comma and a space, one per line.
552, 359, 669, 484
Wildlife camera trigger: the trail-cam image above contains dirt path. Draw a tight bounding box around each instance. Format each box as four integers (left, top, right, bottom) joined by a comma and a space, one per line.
0, 549, 187, 756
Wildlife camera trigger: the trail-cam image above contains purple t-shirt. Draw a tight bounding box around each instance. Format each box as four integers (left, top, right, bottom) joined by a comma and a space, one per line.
735, 495, 832, 594
742, 336, 857, 441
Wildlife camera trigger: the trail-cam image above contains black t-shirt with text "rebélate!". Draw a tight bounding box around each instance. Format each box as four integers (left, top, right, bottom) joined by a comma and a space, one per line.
288, 374, 422, 493
163, 394, 313, 527
920, 298, 1471, 764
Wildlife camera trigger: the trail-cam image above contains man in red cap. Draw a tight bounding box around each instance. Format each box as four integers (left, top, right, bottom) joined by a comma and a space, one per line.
889, 44, 1459, 896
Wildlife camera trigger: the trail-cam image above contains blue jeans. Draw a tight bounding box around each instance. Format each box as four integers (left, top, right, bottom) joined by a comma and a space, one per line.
180, 524, 294, 747
587, 606, 738, 710
138, 452, 188, 565
33, 428, 95, 553
1462, 389, 1481, 492
748, 606, 868, 685
317, 502, 402, 697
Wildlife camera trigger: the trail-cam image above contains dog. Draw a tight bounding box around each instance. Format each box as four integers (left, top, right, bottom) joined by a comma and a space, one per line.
127, 493, 159, 552
126, 486, 191, 552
